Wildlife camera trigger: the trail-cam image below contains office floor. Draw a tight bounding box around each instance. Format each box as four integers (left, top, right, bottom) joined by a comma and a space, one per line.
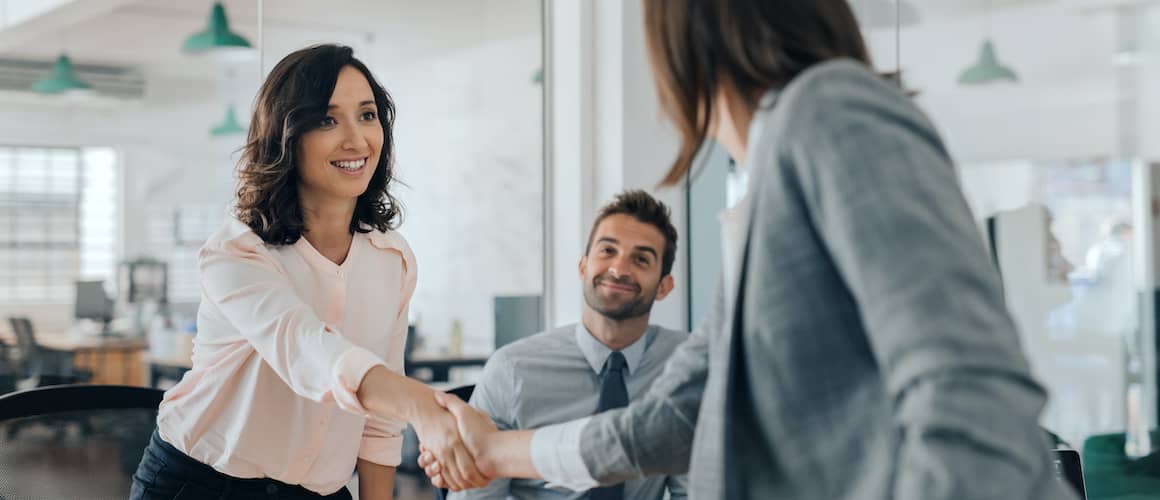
0, 423, 437, 500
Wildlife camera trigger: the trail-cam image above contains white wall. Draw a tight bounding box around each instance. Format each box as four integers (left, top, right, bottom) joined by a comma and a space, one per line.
385, 32, 543, 354
0, 2, 544, 349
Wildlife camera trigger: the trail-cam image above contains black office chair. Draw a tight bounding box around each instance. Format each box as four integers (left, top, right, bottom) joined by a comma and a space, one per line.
0, 342, 18, 394
6, 316, 93, 388
434, 384, 476, 500
0, 384, 163, 500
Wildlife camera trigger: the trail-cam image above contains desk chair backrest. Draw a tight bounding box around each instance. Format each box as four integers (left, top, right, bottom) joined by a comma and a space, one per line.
7, 316, 43, 381
9, 316, 38, 352
436, 385, 475, 500
0, 384, 163, 499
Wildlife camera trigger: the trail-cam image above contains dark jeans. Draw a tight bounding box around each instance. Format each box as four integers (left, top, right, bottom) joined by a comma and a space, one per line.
129, 430, 353, 500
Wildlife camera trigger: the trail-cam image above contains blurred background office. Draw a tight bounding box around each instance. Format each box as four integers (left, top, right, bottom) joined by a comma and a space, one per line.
0, 0, 545, 391
4, 1, 1160, 499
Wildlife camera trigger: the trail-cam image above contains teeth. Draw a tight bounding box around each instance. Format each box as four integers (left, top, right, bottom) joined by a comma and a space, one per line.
331, 159, 366, 170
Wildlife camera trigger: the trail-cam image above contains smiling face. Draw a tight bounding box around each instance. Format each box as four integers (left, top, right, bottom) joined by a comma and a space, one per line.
580, 214, 674, 321
296, 65, 384, 207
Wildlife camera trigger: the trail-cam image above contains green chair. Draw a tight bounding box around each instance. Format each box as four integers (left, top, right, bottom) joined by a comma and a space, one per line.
1083, 431, 1160, 499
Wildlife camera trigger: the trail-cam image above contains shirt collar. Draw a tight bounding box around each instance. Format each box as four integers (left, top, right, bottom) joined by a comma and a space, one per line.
573, 322, 652, 376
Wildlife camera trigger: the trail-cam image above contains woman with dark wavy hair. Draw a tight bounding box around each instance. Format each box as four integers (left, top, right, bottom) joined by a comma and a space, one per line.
130, 44, 486, 500
421, 1, 1075, 499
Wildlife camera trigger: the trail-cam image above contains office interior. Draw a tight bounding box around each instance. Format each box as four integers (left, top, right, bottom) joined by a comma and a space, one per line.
0, 0, 1157, 499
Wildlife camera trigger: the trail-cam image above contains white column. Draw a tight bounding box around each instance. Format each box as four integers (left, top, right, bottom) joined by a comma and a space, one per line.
544, 0, 688, 331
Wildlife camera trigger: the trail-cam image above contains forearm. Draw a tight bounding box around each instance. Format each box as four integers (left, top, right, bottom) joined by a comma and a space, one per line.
356, 459, 396, 500
478, 429, 537, 479
580, 399, 695, 483
357, 365, 438, 423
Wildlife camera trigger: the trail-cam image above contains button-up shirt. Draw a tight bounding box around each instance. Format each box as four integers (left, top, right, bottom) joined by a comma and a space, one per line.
156, 217, 416, 495
450, 323, 688, 500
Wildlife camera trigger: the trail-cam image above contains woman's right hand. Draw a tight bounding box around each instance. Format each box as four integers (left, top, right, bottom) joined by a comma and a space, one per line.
419, 392, 501, 489
354, 365, 490, 490
409, 394, 490, 491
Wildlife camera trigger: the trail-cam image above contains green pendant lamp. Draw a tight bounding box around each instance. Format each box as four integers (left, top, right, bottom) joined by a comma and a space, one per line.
182, 2, 252, 56
959, 0, 1018, 86
32, 54, 92, 94
211, 104, 246, 136
959, 39, 1018, 84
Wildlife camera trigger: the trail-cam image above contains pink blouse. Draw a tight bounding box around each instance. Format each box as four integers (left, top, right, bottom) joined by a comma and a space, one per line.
156, 217, 416, 494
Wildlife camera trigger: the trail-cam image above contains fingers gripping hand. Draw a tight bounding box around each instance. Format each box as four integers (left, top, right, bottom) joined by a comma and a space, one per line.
413, 394, 489, 491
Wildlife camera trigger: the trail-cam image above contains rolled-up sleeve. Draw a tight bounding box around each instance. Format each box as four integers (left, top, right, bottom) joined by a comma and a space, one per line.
358, 414, 406, 466
199, 231, 386, 416
357, 294, 412, 465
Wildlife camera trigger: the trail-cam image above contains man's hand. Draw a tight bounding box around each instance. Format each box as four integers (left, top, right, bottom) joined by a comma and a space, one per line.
409, 392, 490, 491
419, 392, 500, 490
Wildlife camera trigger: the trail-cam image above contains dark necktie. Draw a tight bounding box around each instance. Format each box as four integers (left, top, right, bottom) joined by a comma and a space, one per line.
590, 351, 628, 500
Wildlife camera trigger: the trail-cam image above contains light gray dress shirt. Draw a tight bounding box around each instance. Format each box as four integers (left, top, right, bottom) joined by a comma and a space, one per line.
535, 59, 1079, 500
449, 323, 688, 500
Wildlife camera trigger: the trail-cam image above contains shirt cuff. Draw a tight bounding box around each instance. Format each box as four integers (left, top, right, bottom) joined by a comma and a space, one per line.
332, 346, 387, 416
358, 434, 404, 466
530, 417, 599, 491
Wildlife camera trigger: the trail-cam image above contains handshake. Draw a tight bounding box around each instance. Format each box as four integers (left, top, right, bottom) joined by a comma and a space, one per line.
412, 392, 511, 492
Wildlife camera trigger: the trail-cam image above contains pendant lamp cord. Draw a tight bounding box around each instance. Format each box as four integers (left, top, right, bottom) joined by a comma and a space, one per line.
895, 0, 901, 86
257, 0, 264, 77
986, 0, 992, 37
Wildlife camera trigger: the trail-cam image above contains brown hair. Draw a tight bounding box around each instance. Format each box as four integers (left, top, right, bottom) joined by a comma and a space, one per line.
643, 0, 872, 185
235, 44, 402, 244
585, 190, 679, 277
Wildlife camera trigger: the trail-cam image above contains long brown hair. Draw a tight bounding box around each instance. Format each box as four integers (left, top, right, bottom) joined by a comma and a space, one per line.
235, 44, 402, 244
643, 0, 872, 186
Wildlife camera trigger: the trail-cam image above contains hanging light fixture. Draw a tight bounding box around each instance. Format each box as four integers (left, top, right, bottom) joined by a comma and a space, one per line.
211, 104, 246, 137
959, 0, 1018, 85
182, 2, 253, 60
959, 39, 1018, 84
31, 54, 93, 94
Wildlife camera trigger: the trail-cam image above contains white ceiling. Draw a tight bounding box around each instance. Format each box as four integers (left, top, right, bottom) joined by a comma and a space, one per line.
0, 0, 540, 79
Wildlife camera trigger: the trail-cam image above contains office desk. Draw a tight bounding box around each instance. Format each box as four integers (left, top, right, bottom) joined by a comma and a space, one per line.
0, 331, 148, 386
147, 354, 487, 387
146, 355, 193, 388
406, 354, 489, 383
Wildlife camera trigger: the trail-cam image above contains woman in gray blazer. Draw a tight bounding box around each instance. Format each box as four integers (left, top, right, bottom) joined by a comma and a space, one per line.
421, 1, 1078, 499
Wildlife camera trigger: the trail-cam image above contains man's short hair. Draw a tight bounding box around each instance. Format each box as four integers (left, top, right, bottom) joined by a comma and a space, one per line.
585, 190, 678, 277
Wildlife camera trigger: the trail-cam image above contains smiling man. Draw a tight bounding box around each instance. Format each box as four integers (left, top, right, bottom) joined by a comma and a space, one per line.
448, 190, 687, 500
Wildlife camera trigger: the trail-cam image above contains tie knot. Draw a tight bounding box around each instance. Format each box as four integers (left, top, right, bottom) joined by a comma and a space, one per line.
605, 351, 627, 374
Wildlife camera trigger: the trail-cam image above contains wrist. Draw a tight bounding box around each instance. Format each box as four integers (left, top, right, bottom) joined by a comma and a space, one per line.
476, 429, 502, 477
358, 365, 432, 423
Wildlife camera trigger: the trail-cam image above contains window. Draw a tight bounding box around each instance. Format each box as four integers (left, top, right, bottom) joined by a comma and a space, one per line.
0, 146, 118, 303
145, 203, 219, 304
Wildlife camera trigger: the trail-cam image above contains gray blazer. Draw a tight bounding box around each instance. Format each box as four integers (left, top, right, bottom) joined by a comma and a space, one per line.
578, 60, 1078, 499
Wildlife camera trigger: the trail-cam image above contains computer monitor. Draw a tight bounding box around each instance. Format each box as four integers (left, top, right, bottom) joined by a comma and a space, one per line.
75, 280, 114, 334
493, 295, 543, 349
1052, 449, 1086, 499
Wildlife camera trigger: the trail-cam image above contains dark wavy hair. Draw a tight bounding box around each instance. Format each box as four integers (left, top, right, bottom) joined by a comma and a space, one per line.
235, 44, 402, 244
585, 190, 679, 277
